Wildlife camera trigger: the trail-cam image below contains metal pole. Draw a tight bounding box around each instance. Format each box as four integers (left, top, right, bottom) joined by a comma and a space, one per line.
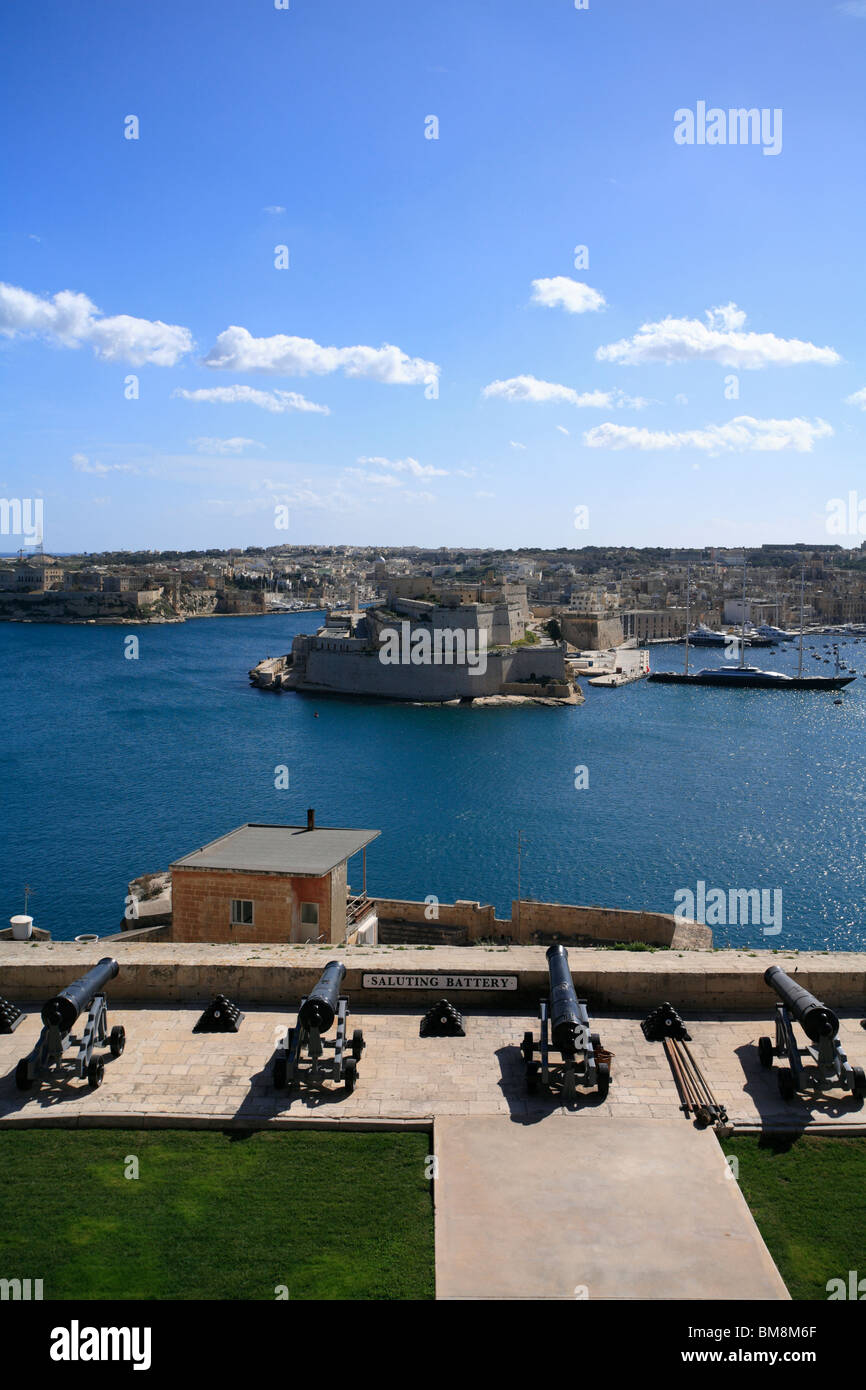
517, 830, 522, 936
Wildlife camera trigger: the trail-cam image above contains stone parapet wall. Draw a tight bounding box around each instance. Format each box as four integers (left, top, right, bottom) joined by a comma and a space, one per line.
374, 898, 500, 935
1, 943, 865, 1013
511, 899, 711, 950
373, 896, 711, 950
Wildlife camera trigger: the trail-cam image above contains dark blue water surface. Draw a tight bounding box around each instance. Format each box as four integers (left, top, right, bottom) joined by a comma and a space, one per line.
1, 615, 865, 949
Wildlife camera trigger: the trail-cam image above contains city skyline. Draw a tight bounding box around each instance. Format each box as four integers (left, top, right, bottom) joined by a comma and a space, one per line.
3, 0, 866, 551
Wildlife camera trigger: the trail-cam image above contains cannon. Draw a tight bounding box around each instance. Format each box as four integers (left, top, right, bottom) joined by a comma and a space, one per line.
273, 960, 364, 1093
759, 965, 866, 1101
520, 945, 610, 1100
15, 957, 125, 1092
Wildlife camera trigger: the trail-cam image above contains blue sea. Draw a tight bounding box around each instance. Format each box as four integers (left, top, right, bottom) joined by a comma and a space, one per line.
2, 615, 865, 949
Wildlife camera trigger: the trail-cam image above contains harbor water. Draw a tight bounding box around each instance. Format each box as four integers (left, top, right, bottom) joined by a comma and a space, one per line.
1, 616, 865, 948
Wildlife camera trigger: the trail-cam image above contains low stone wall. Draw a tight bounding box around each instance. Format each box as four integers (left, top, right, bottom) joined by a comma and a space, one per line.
499, 681, 573, 698
512, 900, 711, 950
374, 898, 500, 936
102, 924, 172, 943
373, 897, 711, 950
0, 590, 166, 622
1, 943, 865, 1013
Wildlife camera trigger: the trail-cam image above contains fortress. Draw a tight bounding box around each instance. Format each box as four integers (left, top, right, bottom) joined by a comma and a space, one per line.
250, 579, 576, 702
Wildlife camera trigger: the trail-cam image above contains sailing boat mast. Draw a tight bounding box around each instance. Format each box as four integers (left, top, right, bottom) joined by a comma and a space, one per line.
740, 551, 747, 669
798, 559, 805, 679
684, 561, 690, 675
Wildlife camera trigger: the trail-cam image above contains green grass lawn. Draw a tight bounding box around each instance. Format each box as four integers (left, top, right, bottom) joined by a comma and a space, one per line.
0, 1128, 434, 1300
721, 1134, 866, 1300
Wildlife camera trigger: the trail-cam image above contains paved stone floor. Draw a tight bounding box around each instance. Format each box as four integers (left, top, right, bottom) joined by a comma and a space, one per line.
434, 1117, 790, 1300
1, 1005, 865, 1129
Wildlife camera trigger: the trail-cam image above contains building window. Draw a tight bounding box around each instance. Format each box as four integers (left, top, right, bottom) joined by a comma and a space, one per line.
231, 899, 254, 926
300, 903, 319, 929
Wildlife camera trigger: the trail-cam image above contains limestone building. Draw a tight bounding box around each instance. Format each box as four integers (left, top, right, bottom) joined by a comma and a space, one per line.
170, 816, 380, 945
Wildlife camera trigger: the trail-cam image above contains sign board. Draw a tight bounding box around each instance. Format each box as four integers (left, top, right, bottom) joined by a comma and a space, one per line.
362, 972, 518, 992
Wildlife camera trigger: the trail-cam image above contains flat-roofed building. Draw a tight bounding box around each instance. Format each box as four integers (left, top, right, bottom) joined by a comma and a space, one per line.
170, 814, 380, 944
621, 608, 688, 641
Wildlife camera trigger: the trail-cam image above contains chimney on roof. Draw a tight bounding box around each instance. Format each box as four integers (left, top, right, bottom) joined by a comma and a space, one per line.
306, 808, 315, 831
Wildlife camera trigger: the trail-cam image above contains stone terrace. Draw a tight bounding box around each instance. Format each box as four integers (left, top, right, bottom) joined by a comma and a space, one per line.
2, 1004, 865, 1133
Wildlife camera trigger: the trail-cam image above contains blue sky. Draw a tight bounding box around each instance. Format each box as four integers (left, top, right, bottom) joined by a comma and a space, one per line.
2, 0, 866, 551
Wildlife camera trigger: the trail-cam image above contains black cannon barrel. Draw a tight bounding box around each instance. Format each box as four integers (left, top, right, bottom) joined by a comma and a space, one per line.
298, 960, 346, 1032
41, 957, 119, 1031
764, 965, 838, 1042
546, 944, 582, 1055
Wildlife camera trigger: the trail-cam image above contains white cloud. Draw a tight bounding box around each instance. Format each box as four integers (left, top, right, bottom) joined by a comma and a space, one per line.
209, 480, 360, 515
204, 324, 439, 385
583, 415, 833, 455
675, 393, 689, 405
556, 425, 569, 435
596, 303, 840, 369
838, 2, 866, 15
846, 387, 866, 409
72, 452, 137, 475
704, 302, 747, 331
191, 437, 262, 455
509, 440, 527, 450
345, 468, 405, 487
483, 375, 646, 408
530, 277, 606, 314
402, 491, 435, 504
0, 282, 192, 366
356, 455, 447, 477
172, 384, 330, 414
263, 205, 286, 214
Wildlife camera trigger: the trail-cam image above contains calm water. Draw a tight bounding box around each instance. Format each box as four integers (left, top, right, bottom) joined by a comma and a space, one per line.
2, 615, 865, 949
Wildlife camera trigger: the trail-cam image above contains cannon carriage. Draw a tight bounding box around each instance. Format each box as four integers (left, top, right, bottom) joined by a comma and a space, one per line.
14, 957, 125, 1091
759, 965, 866, 1101
273, 960, 365, 1093
521, 945, 610, 1101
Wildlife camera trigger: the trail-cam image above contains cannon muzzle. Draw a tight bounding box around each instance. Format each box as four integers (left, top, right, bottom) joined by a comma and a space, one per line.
546, 944, 582, 1056
298, 960, 346, 1032
764, 965, 838, 1043
41, 957, 119, 1032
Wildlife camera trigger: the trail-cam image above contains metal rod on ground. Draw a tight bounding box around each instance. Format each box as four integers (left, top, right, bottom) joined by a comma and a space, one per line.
681, 1041, 728, 1121
664, 1038, 692, 1116
680, 1042, 715, 1107
663, 1036, 727, 1126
